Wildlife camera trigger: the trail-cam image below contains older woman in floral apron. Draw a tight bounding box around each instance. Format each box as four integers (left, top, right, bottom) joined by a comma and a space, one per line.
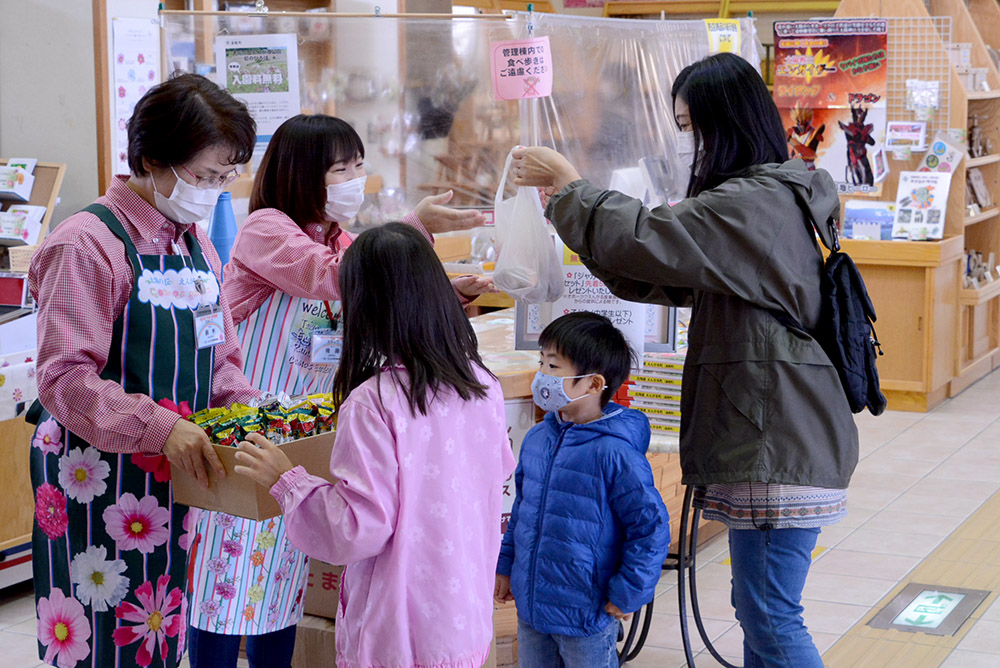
27, 73, 259, 668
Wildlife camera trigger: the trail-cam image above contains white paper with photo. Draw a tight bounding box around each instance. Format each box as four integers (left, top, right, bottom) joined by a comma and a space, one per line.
892, 171, 951, 240
215, 33, 301, 141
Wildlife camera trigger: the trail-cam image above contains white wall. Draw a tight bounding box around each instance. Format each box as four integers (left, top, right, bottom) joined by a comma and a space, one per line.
0, 0, 99, 226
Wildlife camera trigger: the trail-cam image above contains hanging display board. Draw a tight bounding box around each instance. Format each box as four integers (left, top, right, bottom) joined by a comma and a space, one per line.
774, 19, 889, 195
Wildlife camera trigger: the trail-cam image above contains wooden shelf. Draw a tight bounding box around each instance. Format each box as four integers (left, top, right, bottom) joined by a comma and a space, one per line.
965, 207, 1000, 226
967, 154, 1000, 167
960, 278, 1000, 305
601, 0, 839, 16
967, 90, 1000, 100
839, 235, 965, 267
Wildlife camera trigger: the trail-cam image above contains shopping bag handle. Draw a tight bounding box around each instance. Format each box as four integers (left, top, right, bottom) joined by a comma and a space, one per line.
494, 147, 518, 214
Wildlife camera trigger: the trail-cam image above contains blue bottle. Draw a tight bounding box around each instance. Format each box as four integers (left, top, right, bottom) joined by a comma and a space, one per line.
209, 191, 237, 272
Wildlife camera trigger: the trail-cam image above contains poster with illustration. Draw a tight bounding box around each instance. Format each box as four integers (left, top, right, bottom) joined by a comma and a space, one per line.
892, 171, 951, 240
774, 19, 888, 195
112, 18, 162, 176
215, 33, 301, 143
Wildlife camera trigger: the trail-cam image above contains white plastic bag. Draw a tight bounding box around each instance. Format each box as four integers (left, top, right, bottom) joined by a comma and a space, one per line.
493, 148, 564, 303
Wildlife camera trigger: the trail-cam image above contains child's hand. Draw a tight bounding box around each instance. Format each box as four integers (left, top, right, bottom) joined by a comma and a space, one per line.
233, 433, 294, 489
494, 574, 514, 604
604, 601, 632, 622
454, 275, 499, 300
415, 190, 486, 234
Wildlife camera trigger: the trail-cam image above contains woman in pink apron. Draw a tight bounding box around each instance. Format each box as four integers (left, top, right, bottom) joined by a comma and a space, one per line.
27, 73, 259, 668
185, 113, 493, 667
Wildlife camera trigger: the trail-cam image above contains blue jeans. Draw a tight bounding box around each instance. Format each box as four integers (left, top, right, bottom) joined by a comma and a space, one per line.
517, 616, 619, 668
729, 526, 824, 668
188, 625, 297, 668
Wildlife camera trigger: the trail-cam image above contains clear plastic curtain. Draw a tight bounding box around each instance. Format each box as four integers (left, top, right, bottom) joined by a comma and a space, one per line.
502, 13, 762, 196
162, 12, 760, 217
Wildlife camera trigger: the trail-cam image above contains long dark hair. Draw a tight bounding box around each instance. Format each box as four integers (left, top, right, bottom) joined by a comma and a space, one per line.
250, 114, 365, 227
671, 53, 788, 197
332, 223, 493, 415
128, 72, 255, 176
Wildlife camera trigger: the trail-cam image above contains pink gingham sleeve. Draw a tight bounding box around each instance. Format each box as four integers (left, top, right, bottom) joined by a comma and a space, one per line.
29, 225, 181, 454
272, 397, 399, 565
226, 209, 354, 303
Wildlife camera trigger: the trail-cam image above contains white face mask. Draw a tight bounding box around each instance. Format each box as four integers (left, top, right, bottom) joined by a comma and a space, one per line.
325, 176, 367, 223
677, 131, 698, 172
152, 166, 222, 225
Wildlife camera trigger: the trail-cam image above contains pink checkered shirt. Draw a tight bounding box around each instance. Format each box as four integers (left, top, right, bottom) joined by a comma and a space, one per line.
28, 176, 259, 455
223, 209, 458, 327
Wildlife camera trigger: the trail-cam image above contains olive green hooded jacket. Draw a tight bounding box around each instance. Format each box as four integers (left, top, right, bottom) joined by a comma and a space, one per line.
546, 159, 859, 489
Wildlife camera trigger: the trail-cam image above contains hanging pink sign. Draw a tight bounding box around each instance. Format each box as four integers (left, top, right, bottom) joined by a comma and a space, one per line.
490, 36, 553, 101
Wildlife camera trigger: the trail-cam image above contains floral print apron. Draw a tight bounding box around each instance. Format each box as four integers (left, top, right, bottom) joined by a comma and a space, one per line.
29, 204, 215, 668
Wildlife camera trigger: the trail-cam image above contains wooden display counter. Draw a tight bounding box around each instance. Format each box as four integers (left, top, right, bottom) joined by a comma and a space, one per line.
0, 416, 36, 588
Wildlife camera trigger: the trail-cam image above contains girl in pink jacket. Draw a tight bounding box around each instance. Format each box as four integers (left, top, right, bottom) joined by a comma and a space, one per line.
233, 222, 516, 668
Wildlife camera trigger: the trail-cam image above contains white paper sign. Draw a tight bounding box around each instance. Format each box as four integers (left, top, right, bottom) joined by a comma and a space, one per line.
892, 171, 952, 240
215, 33, 301, 141
501, 398, 536, 535
553, 243, 646, 365
112, 18, 161, 176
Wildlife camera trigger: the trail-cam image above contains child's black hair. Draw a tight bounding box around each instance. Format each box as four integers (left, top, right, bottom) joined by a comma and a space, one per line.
333, 222, 494, 415
538, 312, 633, 407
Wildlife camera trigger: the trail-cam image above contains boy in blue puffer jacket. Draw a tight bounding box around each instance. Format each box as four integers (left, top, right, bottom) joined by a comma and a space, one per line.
495, 312, 670, 667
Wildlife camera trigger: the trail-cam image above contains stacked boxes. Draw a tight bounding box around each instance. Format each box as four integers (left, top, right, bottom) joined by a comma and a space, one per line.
615, 353, 686, 435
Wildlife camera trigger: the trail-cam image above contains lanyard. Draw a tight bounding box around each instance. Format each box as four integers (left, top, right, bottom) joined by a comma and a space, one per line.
171, 239, 209, 306
323, 300, 338, 328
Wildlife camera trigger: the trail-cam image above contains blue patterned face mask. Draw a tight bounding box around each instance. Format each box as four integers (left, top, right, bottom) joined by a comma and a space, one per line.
531, 370, 595, 413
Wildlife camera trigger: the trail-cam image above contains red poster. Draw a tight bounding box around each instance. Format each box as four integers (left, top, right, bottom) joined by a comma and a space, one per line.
774, 19, 888, 194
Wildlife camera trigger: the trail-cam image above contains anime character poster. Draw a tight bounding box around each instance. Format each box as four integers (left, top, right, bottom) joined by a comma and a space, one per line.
773, 19, 888, 195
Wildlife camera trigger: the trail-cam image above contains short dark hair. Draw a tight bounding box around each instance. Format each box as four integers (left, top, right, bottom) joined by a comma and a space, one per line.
672, 53, 789, 197
250, 114, 365, 227
333, 223, 493, 416
538, 312, 633, 406
127, 72, 255, 176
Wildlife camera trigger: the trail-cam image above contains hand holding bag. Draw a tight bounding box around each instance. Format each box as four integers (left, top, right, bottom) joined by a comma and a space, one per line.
493, 148, 564, 303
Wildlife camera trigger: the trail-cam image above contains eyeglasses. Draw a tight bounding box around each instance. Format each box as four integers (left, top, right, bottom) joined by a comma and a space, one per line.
178, 164, 240, 190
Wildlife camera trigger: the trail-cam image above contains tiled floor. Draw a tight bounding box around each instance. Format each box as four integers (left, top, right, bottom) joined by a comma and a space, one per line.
4, 370, 1000, 667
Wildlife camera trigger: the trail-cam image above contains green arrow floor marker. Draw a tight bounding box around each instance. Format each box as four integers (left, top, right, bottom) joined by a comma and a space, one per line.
904, 615, 934, 626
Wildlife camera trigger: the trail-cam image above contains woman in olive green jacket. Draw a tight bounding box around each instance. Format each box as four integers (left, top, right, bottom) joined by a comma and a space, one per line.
512, 53, 859, 668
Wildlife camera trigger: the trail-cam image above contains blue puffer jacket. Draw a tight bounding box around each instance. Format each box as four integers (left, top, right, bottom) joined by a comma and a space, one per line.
496, 403, 670, 636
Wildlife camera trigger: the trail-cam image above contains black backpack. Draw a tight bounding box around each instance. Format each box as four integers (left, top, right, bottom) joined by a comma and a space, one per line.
774, 219, 887, 416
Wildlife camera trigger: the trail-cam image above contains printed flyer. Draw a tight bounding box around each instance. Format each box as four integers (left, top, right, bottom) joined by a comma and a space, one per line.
112, 18, 162, 176
892, 171, 951, 240
215, 33, 301, 144
773, 19, 889, 195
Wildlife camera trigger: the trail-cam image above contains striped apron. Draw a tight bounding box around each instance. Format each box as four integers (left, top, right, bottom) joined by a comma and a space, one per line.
188, 238, 344, 636
29, 204, 215, 668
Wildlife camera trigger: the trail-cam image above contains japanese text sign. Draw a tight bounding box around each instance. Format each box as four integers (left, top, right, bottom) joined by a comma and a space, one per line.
491, 37, 553, 101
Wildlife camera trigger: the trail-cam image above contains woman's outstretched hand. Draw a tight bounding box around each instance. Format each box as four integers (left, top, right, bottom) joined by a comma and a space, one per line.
414, 190, 486, 234
511, 147, 582, 193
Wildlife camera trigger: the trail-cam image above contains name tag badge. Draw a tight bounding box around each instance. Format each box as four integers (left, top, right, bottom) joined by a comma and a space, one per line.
311, 328, 343, 365
194, 304, 226, 349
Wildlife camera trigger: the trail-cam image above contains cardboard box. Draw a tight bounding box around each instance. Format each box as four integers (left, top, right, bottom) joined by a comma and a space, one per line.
173, 431, 337, 520
291, 614, 336, 668
305, 559, 343, 620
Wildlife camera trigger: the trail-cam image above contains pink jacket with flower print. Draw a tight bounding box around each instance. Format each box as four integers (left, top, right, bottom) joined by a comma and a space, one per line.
271, 365, 515, 668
